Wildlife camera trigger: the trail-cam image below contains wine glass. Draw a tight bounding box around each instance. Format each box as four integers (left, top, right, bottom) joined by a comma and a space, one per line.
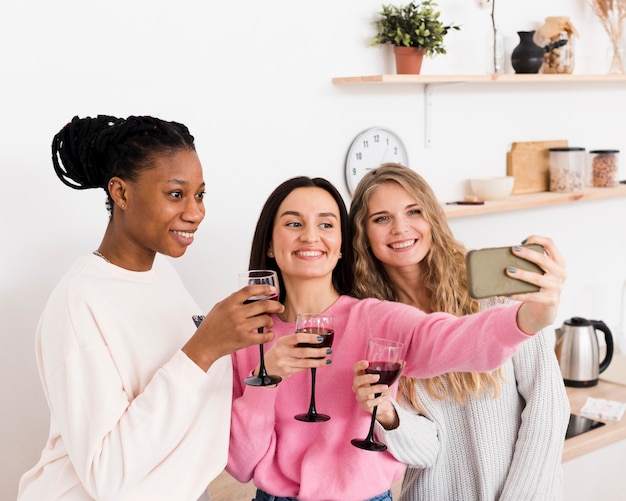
351, 338, 405, 451
239, 270, 282, 387
294, 313, 334, 422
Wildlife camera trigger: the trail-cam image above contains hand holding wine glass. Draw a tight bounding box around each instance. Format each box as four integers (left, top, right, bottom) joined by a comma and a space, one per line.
294, 313, 334, 422
352, 360, 398, 429
239, 270, 282, 387
351, 338, 404, 451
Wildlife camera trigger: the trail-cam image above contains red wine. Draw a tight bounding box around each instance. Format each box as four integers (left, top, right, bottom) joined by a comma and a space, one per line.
366, 361, 402, 386
296, 327, 334, 349
244, 292, 279, 304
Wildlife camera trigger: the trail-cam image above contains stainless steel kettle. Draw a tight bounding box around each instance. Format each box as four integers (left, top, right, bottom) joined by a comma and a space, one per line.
555, 317, 614, 387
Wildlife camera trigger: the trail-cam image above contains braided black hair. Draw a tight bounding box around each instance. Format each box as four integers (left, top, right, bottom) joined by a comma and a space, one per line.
51, 115, 196, 213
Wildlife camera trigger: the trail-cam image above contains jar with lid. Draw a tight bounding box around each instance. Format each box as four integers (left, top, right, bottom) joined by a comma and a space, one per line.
590, 150, 619, 187
549, 147, 586, 192
536, 17, 578, 74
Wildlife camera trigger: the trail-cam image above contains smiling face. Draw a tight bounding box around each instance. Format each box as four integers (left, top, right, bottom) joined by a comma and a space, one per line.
365, 182, 433, 271
269, 187, 342, 284
111, 149, 206, 268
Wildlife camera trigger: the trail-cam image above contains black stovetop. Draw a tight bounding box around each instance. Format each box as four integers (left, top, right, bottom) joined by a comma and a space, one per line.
565, 413, 606, 440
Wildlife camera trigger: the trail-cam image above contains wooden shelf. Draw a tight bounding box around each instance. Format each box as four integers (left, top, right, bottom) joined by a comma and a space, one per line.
332, 74, 626, 85
442, 185, 626, 218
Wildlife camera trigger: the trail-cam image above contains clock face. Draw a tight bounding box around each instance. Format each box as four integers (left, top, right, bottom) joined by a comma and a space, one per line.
345, 127, 409, 195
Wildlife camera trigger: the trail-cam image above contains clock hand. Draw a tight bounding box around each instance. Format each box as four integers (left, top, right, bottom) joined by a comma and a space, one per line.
377, 141, 391, 166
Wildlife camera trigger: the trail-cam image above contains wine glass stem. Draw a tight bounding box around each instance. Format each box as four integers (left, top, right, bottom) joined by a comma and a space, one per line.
257, 328, 269, 378
307, 367, 318, 415
364, 397, 381, 444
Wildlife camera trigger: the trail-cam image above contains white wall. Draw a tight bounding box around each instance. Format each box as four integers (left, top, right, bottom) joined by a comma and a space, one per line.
2, 0, 626, 498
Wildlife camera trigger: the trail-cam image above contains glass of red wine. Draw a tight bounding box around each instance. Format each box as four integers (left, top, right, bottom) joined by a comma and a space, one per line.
239, 270, 282, 387
294, 313, 334, 422
351, 337, 404, 451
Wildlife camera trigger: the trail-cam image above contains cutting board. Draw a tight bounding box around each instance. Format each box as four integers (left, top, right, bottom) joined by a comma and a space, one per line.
506, 140, 568, 194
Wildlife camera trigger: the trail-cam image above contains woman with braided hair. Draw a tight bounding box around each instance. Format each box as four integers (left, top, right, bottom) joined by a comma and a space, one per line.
18, 115, 283, 501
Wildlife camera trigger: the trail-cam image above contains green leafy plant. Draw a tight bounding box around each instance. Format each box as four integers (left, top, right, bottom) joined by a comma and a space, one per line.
372, 0, 460, 57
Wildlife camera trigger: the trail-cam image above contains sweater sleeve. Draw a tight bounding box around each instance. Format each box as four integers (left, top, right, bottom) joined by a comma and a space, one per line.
374, 398, 439, 468
47, 346, 211, 499
499, 329, 570, 500
364, 300, 531, 378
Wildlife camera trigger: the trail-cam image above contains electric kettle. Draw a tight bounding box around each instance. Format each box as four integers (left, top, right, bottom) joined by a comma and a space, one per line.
555, 317, 614, 387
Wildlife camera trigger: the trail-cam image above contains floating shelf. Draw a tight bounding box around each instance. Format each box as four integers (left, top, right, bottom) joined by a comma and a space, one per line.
442, 185, 626, 218
332, 74, 626, 85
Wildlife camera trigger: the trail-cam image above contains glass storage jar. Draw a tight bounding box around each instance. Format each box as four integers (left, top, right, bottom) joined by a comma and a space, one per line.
549, 147, 586, 192
590, 150, 619, 187
536, 16, 578, 74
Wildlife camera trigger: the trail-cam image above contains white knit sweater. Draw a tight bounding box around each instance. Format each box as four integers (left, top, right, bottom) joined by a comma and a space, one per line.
19, 254, 231, 500
376, 298, 570, 501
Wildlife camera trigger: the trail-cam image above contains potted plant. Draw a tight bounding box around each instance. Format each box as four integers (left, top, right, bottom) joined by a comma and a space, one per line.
372, 0, 460, 74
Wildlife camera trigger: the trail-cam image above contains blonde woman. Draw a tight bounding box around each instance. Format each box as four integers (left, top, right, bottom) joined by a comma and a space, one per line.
350, 163, 570, 500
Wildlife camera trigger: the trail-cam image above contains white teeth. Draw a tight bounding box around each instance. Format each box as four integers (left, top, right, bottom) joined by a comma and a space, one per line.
173, 231, 193, 238
390, 240, 415, 250
296, 250, 323, 257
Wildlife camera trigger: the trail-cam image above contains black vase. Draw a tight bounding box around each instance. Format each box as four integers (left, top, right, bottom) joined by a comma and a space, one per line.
511, 31, 544, 74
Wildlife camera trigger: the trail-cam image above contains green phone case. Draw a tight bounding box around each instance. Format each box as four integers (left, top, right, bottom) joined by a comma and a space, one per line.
466, 244, 544, 299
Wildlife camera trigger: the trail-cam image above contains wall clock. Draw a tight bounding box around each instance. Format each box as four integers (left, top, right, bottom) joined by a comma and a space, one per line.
345, 127, 409, 195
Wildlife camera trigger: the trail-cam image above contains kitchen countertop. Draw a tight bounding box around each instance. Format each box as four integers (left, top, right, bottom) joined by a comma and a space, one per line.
563, 378, 626, 462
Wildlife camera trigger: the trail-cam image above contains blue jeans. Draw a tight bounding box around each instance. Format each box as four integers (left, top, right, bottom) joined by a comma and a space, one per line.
253, 488, 392, 501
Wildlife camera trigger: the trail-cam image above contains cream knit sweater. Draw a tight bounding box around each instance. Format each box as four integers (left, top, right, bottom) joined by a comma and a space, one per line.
19, 254, 231, 500
376, 298, 570, 501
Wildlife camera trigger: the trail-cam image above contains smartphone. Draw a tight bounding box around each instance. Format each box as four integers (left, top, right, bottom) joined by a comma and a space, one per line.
466, 244, 544, 299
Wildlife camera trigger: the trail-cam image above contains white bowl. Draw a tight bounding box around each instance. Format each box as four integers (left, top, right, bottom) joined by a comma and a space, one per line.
470, 176, 514, 201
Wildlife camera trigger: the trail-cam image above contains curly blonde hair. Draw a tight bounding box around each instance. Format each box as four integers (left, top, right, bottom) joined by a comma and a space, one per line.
349, 163, 502, 413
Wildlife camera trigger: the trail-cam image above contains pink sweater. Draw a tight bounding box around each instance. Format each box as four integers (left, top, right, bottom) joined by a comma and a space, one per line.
227, 295, 529, 501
